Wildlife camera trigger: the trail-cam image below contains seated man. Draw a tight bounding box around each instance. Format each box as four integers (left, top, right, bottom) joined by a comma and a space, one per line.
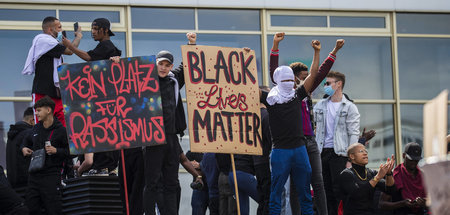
379, 142, 428, 215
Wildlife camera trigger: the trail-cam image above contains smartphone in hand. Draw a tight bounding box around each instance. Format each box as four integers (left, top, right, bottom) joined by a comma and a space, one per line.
62, 30, 67, 38
74, 22, 79, 32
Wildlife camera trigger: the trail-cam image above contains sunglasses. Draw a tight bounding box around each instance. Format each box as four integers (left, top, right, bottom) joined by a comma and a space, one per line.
357, 149, 368, 154
324, 80, 340, 86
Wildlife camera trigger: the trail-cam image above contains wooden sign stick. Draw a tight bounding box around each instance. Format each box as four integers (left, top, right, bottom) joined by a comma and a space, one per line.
230, 154, 241, 215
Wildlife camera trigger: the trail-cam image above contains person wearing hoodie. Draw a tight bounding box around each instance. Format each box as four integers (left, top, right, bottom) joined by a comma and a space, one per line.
21, 96, 69, 215
6, 107, 34, 189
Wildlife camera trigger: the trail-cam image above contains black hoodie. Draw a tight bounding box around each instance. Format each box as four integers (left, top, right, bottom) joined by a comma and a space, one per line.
21, 118, 69, 175
6, 121, 32, 187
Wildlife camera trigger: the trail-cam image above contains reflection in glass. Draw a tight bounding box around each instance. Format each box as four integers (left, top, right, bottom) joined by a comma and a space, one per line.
59, 10, 120, 23
0, 9, 55, 21
356, 104, 395, 168
131, 7, 195, 29
398, 38, 450, 100
271, 15, 327, 27
0, 30, 38, 97
397, 13, 450, 34
401, 104, 450, 150
198, 9, 260, 31
133, 33, 263, 86
267, 35, 393, 99
330, 16, 385, 28
63, 32, 126, 64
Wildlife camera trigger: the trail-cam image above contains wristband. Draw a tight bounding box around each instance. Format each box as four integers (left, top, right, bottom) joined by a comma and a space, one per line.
386, 172, 393, 176
196, 175, 202, 179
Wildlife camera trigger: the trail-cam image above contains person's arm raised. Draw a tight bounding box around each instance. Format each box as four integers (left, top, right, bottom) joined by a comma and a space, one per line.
63, 26, 83, 55
62, 35, 91, 61
269, 32, 284, 84
310, 39, 344, 92
302, 40, 321, 93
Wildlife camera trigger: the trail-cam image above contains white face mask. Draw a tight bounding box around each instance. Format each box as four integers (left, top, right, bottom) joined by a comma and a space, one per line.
279, 81, 295, 93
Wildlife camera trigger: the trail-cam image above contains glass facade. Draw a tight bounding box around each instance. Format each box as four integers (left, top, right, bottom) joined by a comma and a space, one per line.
0, 4, 449, 213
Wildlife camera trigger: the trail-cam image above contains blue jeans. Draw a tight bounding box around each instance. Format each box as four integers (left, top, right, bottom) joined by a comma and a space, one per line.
228, 170, 259, 215
269, 146, 313, 215
191, 189, 209, 215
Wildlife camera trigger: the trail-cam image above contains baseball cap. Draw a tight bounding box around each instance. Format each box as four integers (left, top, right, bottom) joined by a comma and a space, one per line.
404, 142, 422, 161
156, 50, 174, 64
92, 18, 115, 36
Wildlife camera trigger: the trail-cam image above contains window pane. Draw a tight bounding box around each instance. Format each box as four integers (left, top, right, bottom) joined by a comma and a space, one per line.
198, 9, 260, 31
356, 104, 395, 168
397, 13, 450, 34
0, 9, 55, 21
401, 104, 450, 150
271, 15, 327, 27
63, 32, 126, 64
0, 30, 38, 96
131, 7, 194, 29
59, 10, 120, 23
267, 35, 393, 99
330, 16, 385, 28
398, 38, 450, 100
133, 33, 263, 88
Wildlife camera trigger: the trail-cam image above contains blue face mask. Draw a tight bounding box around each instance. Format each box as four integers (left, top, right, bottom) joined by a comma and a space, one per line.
324, 86, 335, 96
56, 31, 63, 42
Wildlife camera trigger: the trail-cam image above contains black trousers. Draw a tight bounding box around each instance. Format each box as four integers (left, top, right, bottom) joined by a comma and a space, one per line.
119, 147, 144, 215
0, 166, 28, 215
143, 134, 180, 215
321, 148, 348, 215
26, 173, 62, 215
254, 163, 271, 215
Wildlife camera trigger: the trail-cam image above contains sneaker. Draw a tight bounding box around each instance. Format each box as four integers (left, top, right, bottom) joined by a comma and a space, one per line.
109, 168, 118, 176
82, 168, 109, 176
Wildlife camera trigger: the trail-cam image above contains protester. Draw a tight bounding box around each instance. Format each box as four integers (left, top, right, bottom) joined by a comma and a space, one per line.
186, 151, 210, 215
379, 142, 428, 215
143, 32, 195, 215
0, 165, 29, 215
216, 153, 237, 215
63, 17, 120, 62
253, 86, 272, 215
21, 96, 69, 214
339, 143, 395, 215
259, 39, 322, 215
63, 18, 121, 179
313, 70, 360, 215
270, 32, 345, 215
22, 16, 82, 126
201, 153, 220, 215
6, 107, 34, 189
228, 154, 259, 215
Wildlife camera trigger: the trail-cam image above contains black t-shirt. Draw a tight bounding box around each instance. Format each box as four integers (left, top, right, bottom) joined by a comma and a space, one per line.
260, 86, 308, 149
32, 44, 66, 98
87, 40, 122, 61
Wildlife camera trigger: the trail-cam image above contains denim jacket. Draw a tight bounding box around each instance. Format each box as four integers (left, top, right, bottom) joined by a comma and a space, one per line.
313, 95, 360, 156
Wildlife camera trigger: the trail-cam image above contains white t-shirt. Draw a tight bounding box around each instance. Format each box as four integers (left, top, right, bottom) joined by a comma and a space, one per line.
323, 100, 342, 148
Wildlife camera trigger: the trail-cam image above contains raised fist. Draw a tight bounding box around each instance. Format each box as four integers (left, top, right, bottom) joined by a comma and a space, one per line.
311, 40, 321, 50
273, 32, 285, 43
186, 32, 197, 44
335, 39, 345, 50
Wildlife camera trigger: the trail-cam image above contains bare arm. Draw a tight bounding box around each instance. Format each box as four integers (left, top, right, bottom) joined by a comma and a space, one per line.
63, 27, 83, 55
77, 153, 93, 176
379, 192, 413, 210
302, 40, 321, 93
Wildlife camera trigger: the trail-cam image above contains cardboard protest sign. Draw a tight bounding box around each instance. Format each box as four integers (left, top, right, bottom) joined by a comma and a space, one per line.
181, 45, 262, 155
423, 90, 448, 158
421, 160, 450, 214
58, 56, 165, 155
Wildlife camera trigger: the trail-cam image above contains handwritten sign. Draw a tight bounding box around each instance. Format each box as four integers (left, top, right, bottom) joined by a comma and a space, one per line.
421, 160, 450, 214
181, 45, 262, 155
58, 56, 165, 155
423, 90, 448, 158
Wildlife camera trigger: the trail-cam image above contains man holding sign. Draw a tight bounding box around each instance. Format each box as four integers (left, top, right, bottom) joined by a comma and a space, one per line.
143, 34, 196, 215
259, 41, 322, 215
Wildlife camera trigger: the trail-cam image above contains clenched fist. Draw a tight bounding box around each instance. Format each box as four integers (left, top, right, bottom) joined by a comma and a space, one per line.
311, 40, 321, 50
